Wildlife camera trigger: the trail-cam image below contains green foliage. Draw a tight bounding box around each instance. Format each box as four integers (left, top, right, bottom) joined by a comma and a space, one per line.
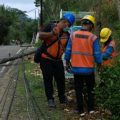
95, 58, 120, 119
34, 0, 98, 25
34, 40, 42, 47
34, 0, 119, 29
0, 5, 38, 45
24, 20, 38, 43
100, 0, 118, 25
0, 5, 12, 44
112, 21, 120, 52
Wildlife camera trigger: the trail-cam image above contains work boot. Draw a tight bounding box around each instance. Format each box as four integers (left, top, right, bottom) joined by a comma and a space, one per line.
48, 99, 56, 108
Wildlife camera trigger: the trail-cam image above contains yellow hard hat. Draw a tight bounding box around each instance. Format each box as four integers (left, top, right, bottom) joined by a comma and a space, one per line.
100, 28, 112, 43
81, 15, 96, 27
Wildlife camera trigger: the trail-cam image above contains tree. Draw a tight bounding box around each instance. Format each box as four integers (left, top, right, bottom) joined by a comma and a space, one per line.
0, 5, 38, 45
34, 0, 119, 26
0, 5, 12, 44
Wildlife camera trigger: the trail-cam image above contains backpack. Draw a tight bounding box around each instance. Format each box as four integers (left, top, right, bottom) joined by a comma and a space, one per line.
34, 43, 46, 63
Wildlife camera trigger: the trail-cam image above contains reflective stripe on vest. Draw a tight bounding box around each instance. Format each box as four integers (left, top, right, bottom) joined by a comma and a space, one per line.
42, 33, 68, 59
71, 30, 97, 68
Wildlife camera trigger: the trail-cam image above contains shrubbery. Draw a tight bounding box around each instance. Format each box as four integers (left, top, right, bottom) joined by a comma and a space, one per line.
95, 57, 120, 120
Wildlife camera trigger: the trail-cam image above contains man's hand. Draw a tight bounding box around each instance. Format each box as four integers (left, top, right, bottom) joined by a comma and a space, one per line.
52, 26, 61, 36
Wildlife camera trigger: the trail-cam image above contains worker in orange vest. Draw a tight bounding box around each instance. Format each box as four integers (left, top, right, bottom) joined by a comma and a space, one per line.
64, 15, 102, 116
39, 13, 75, 108
100, 28, 117, 67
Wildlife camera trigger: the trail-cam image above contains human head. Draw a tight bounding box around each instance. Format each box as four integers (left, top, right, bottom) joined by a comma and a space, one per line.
63, 13, 75, 26
81, 15, 95, 31
57, 13, 75, 30
100, 28, 112, 43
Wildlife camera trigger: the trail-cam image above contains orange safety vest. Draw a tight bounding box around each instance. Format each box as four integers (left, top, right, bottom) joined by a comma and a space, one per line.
71, 30, 97, 68
102, 40, 116, 67
41, 33, 68, 60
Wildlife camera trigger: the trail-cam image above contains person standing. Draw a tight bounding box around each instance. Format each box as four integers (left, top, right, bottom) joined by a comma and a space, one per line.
64, 15, 102, 116
100, 27, 117, 67
39, 13, 75, 107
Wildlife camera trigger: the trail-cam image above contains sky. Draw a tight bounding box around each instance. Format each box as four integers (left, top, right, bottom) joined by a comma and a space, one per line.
0, 0, 39, 19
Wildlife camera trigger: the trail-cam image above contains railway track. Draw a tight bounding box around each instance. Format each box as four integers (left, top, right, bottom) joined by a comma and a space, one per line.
0, 47, 49, 120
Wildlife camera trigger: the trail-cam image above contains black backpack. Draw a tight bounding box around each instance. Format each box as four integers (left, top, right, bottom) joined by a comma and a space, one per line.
34, 43, 46, 63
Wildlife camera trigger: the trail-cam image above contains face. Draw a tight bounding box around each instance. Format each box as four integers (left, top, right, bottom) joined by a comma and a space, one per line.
57, 19, 70, 30
82, 24, 93, 31
87, 24, 93, 31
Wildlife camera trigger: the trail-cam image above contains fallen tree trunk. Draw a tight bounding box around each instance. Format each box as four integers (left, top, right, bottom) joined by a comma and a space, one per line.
0, 49, 36, 64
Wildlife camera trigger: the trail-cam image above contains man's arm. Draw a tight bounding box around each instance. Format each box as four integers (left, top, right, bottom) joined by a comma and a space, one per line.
64, 38, 72, 61
93, 38, 102, 63
102, 46, 113, 60
39, 31, 53, 40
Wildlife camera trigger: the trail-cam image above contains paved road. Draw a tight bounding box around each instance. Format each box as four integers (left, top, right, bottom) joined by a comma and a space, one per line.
0, 45, 21, 59
0, 45, 21, 75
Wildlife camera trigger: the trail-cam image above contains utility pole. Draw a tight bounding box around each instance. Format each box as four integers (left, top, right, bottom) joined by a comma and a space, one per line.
38, 9, 40, 29
40, 0, 43, 26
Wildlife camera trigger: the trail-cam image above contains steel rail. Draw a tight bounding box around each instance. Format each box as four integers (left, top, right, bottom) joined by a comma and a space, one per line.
22, 58, 49, 120
0, 47, 29, 119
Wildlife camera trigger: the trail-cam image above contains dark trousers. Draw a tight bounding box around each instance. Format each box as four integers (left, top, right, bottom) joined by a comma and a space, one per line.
40, 58, 66, 102
74, 73, 95, 113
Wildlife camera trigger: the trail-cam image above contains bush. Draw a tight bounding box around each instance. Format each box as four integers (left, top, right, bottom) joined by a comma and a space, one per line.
112, 21, 120, 52
95, 57, 120, 119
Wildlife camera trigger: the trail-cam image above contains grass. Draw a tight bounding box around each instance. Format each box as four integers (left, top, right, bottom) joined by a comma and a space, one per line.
9, 59, 68, 120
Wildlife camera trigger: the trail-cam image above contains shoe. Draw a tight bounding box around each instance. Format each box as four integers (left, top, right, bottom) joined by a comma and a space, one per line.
80, 112, 86, 117
89, 110, 95, 114
48, 99, 56, 108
